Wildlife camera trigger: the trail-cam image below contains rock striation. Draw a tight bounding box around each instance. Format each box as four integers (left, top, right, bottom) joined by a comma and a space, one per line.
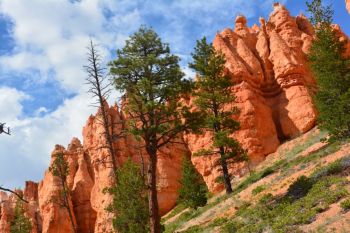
185, 3, 319, 192
1, 3, 349, 233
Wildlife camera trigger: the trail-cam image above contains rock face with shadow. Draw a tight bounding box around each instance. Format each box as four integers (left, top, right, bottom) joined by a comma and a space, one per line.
186, 3, 325, 192
1, 3, 350, 233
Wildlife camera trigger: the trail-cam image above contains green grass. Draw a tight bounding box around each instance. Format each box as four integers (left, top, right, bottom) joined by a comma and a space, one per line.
251, 185, 266, 196
222, 156, 350, 233
163, 130, 347, 232
163, 194, 232, 232
340, 198, 350, 211
222, 176, 348, 233
162, 204, 187, 223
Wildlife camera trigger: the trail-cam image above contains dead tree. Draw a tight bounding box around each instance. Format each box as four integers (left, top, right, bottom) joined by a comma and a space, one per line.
84, 41, 122, 173
0, 186, 28, 203
0, 123, 11, 135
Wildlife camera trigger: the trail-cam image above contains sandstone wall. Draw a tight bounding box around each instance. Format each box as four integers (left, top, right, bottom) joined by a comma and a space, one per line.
1, 3, 349, 233
185, 3, 318, 192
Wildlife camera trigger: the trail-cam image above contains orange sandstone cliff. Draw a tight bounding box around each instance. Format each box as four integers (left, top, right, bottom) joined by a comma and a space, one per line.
347, 0, 350, 14
1, 3, 349, 233
186, 3, 318, 192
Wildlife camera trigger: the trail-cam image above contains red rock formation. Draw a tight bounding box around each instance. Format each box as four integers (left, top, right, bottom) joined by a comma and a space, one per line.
185, 3, 319, 192
1, 3, 349, 232
347, 0, 350, 14
36, 102, 188, 233
0, 182, 41, 233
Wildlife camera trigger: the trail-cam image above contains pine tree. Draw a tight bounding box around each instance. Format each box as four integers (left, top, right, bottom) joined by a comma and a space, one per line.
106, 158, 149, 233
307, 0, 350, 140
10, 200, 32, 233
109, 26, 200, 233
49, 152, 77, 233
178, 156, 208, 209
189, 37, 247, 194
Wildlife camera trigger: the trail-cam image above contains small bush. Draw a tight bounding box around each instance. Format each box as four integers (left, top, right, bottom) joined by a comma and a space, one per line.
178, 156, 208, 209
10, 200, 32, 233
261, 167, 275, 178
287, 176, 314, 200
222, 176, 348, 233
214, 175, 224, 184
183, 226, 202, 233
259, 193, 274, 205
340, 198, 350, 211
252, 185, 266, 195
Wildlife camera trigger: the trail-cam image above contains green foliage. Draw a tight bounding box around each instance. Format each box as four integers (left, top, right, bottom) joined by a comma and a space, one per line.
49, 152, 69, 179
223, 176, 348, 233
252, 185, 266, 196
161, 204, 186, 223
106, 158, 149, 233
178, 157, 208, 209
307, 0, 350, 141
49, 152, 71, 204
49, 152, 77, 232
110, 26, 199, 146
189, 37, 246, 194
182, 226, 203, 233
110, 26, 201, 231
163, 194, 232, 232
210, 217, 228, 227
10, 201, 32, 233
311, 156, 350, 179
234, 165, 278, 195
340, 198, 350, 211
286, 176, 313, 200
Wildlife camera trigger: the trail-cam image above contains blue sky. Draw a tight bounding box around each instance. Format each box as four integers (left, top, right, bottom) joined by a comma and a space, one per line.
0, 0, 349, 189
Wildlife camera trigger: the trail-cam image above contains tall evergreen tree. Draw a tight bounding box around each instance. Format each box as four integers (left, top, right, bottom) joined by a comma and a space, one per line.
307, 0, 350, 140
109, 26, 200, 233
10, 200, 32, 233
106, 158, 149, 233
189, 37, 247, 194
178, 156, 208, 209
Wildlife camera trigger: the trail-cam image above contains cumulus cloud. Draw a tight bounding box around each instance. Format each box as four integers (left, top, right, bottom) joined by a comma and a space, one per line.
0, 87, 95, 188
0, 87, 29, 123
0, 0, 142, 91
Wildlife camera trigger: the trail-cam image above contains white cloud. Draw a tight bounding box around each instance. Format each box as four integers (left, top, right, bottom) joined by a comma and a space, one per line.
0, 87, 95, 188
0, 87, 30, 123
0, 0, 141, 91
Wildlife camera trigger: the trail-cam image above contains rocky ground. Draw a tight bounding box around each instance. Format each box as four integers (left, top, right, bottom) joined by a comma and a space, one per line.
163, 128, 350, 232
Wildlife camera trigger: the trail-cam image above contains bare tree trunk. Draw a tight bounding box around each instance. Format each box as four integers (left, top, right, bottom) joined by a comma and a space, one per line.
147, 147, 161, 233
88, 41, 118, 173
60, 177, 77, 233
0, 186, 28, 203
219, 146, 233, 195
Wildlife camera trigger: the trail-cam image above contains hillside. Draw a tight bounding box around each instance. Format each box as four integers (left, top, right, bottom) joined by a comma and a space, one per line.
164, 128, 350, 232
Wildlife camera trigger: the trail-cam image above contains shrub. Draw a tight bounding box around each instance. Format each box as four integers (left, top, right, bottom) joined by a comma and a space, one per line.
287, 176, 314, 200
252, 185, 266, 196
340, 198, 350, 211
222, 176, 348, 233
178, 156, 208, 209
10, 200, 32, 233
106, 158, 149, 233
